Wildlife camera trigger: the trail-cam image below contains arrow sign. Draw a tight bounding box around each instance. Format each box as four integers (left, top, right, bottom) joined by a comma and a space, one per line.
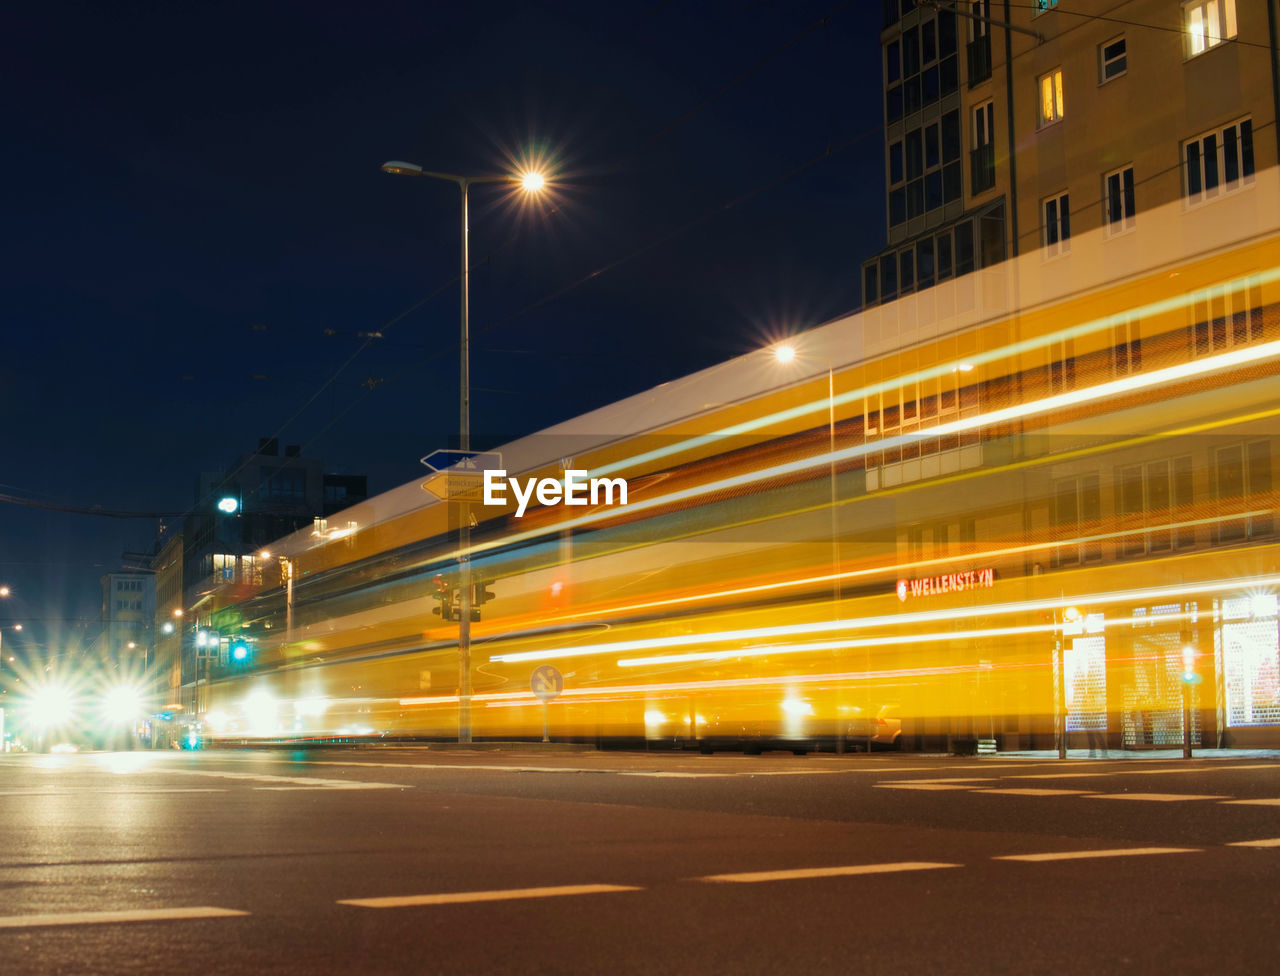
530, 665, 563, 703
420, 449, 503, 473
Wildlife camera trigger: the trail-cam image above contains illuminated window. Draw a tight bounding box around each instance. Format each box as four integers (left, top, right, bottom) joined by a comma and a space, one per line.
1104, 165, 1135, 235
1099, 36, 1126, 82
1042, 191, 1070, 256
1037, 68, 1064, 127
1033, 0, 1058, 15
1184, 0, 1237, 58
1184, 118, 1253, 205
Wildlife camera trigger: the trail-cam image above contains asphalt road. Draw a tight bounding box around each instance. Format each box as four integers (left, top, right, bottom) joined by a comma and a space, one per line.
1, 747, 1278, 975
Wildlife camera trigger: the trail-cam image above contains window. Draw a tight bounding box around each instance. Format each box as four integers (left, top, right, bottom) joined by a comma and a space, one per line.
967, 1, 992, 85
1184, 0, 1237, 58
1049, 338, 1076, 394
1042, 192, 1070, 256
1037, 69, 1064, 127
971, 101, 995, 194
1033, 0, 1059, 14
1053, 474, 1102, 566
1099, 36, 1126, 82
1104, 166, 1135, 235
1115, 458, 1193, 556
1184, 118, 1254, 204
1214, 441, 1273, 542
888, 110, 962, 226
1112, 318, 1142, 376
886, 7, 959, 122
1189, 280, 1265, 356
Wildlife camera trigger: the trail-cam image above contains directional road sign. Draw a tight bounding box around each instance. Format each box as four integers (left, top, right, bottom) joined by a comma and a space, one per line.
530, 665, 563, 703
420, 450, 504, 473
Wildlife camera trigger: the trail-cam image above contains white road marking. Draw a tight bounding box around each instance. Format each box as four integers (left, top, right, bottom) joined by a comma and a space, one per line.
1227, 838, 1280, 847
1089, 793, 1227, 802
0, 906, 249, 929
699, 862, 961, 883
160, 768, 402, 790
972, 783, 1095, 788
0, 788, 225, 797
875, 783, 976, 791
1220, 798, 1280, 806
995, 847, 1198, 862
338, 884, 641, 908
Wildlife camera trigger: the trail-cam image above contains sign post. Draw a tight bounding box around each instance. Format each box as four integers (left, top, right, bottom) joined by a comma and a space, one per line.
530, 665, 563, 743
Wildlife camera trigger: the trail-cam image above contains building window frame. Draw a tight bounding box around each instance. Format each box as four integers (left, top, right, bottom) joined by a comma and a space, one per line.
1104, 165, 1136, 236
1037, 68, 1064, 128
1042, 191, 1071, 257
1183, 0, 1237, 60
1099, 35, 1127, 83
1183, 117, 1254, 206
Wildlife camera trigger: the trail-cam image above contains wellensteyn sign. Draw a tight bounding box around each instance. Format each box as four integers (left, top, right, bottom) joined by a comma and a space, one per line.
483, 469, 628, 518
896, 568, 996, 602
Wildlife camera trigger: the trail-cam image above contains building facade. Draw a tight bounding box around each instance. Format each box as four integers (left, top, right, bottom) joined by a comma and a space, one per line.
863, 0, 1280, 308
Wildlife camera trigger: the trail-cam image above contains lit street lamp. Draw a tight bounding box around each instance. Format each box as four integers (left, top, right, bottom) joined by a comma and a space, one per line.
381, 158, 547, 743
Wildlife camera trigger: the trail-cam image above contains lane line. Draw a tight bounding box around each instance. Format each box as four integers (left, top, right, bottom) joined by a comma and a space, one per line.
1088, 793, 1228, 802
0, 906, 249, 930
159, 768, 402, 790
338, 884, 641, 908
995, 847, 1199, 862
699, 862, 961, 883
972, 783, 1095, 788
1220, 798, 1280, 806
1227, 838, 1280, 847
875, 783, 975, 791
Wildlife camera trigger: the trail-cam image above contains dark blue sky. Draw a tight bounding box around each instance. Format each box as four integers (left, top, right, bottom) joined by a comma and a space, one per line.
0, 1, 884, 646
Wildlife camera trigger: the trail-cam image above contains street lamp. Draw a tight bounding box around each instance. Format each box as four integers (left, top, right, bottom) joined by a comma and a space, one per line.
772, 341, 850, 749
381, 157, 547, 743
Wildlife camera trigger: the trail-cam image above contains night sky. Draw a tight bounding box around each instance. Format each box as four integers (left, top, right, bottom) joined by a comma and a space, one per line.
0, 1, 884, 652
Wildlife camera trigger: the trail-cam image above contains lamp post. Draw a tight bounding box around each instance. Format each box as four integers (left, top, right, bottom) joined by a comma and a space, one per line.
773, 343, 853, 751
381, 159, 546, 743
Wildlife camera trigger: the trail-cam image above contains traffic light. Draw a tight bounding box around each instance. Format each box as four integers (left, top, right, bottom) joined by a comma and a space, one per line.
472, 580, 496, 606
431, 574, 456, 622
229, 639, 251, 667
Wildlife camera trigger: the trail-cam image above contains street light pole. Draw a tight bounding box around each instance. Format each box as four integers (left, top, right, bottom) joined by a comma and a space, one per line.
382, 161, 545, 744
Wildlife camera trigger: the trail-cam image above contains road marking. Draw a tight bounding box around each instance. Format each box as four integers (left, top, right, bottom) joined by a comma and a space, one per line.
995, 847, 1198, 862
972, 783, 1095, 788
1089, 793, 1228, 802
0, 788, 226, 797
699, 862, 961, 884
1220, 798, 1280, 806
338, 884, 641, 908
0, 906, 249, 929
875, 783, 975, 791
1227, 838, 1280, 847
161, 769, 402, 790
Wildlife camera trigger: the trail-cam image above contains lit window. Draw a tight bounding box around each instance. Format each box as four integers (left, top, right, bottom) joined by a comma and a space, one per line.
1184, 0, 1237, 58
1183, 118, 1254, 204
1099, 36, 1126, 82
1104, 165, 1135, 235
1042, 191, 1070, 256
1033, 0, 1058, 15
1037, 69, 1064, 127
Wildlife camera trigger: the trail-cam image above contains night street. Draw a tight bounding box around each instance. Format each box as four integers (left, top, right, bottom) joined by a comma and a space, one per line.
2, 747, 1278, 975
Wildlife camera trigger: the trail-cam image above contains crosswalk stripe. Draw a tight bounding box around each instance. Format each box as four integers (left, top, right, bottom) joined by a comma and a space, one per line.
338, 884, 641, 908
0, 907, 249, 929
973, 788, 1095, 796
